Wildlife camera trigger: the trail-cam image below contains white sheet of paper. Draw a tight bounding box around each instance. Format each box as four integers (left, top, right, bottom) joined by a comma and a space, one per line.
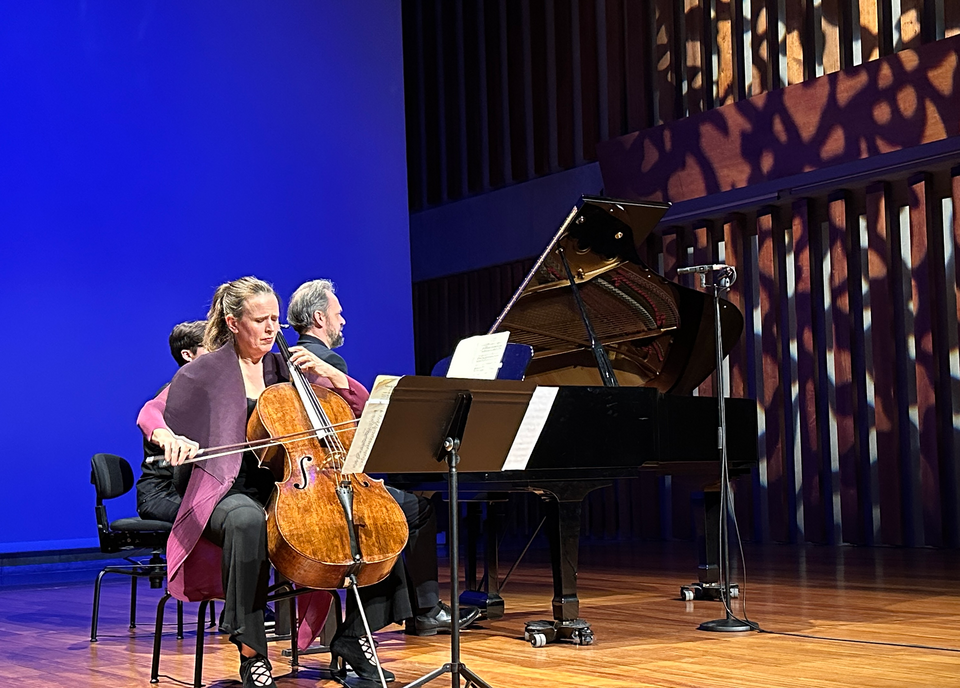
446, 331, 510, 380
501, 386, 559, 471
342, 375, 402, 474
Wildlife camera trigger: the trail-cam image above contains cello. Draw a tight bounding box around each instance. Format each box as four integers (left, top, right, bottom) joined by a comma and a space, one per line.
247, 331, 409, 590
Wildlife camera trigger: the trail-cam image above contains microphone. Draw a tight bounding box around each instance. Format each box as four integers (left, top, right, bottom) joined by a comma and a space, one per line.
677, 263, 731, 275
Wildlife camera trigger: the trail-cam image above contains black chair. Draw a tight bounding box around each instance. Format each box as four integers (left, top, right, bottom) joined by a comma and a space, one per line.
150, 581, 341, 687
90, 452, 182, 642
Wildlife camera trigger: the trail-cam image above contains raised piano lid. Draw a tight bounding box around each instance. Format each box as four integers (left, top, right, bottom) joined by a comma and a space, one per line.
488, 195, 744, 395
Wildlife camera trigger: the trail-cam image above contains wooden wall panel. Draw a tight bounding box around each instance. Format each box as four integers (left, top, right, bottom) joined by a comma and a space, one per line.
824, 194, 861, 543
654, 0, 679, 123
716, 0, 736, 104
900, 0, 924, 49
864, 183, 902, 545
820, 0, 842, 75
859, 0, 881, 63
405, 1, 957, 209
948, 1, 960, 39
684, 0, 707, 113
598, 35, 960, 203
907, 175, 942, 546
756, 210, 788, 542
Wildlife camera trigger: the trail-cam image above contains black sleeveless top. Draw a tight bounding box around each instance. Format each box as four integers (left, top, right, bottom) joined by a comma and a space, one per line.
225, 398, 273, 504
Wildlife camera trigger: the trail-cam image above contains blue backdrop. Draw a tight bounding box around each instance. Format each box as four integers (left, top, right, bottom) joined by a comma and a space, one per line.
0, 1, 412, 552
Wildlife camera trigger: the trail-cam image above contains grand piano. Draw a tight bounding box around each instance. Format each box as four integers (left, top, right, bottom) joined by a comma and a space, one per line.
387, 196, 758, 645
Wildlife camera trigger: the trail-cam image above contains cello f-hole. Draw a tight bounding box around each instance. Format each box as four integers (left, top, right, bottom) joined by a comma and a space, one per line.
293, 455, 312, 490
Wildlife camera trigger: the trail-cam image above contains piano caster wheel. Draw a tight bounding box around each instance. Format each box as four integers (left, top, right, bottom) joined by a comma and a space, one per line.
524, 621, 557, 648
572, 628, 594, 646
681, 582, 739, 601
524, 619, 593, 647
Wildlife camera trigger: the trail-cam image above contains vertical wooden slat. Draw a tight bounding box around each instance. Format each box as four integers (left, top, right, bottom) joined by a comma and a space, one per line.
716, 0, 736, 103
752, 0, 771, 94
737, 218, 770, 543
930, 177, 958, 547
530, 0, 552, 176
544, 0, 560, 173
624, 0, 653, 130
484, 0, 505, 188
521, 0, 537, 180
825, 194, 860, 544
848, 199, 882, 545
476, 0, 492, 192
820, 0, 841, 75
858, 0, 880, 63
579, 0, 601, 160
498, 0, 514, 184
908, 174, 942, 546
605, 0, 626, 137
654, 0, 679, 120
434, 0, 450, 202
506, 0, 529, 181
946, 169, 960, 544
790, 199, 821, 542
864, 183, 901, 545
900, 0, 923, 49
684, 0, 707, 113
947, 0, 960, 38
757, 210, 787, 542
595, 0, 610, 144
891, 194, 924, 547
454, 1, 469, 200
691, 224, 716, 397
555, 0, 575, 169
784, 0, 807, 85
571, 0, 585, 164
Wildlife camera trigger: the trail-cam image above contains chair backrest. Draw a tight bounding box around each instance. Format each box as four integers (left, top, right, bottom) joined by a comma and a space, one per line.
91, 453, 134, 502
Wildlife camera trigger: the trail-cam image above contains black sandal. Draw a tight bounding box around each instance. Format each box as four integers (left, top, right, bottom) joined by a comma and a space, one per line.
240, 653, 277, 688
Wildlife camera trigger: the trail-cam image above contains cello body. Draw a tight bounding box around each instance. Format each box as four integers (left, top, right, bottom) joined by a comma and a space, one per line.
248, 382, 409, 590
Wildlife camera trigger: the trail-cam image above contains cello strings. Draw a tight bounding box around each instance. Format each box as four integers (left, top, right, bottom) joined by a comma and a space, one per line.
277, 329, 350, 481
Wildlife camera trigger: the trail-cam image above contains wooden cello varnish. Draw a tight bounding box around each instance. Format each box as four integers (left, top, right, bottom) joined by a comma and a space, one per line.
247, 357, 408, 590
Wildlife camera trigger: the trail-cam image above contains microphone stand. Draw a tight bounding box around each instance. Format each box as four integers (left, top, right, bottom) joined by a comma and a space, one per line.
693, 266, 752, 633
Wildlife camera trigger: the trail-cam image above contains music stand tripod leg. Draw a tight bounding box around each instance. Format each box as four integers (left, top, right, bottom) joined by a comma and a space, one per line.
406, 393, 496, 688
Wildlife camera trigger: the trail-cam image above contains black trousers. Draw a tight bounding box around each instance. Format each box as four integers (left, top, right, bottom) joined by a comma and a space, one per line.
136, 479, 181, 524
339, 487, 439, 637
204, 493, 271, 656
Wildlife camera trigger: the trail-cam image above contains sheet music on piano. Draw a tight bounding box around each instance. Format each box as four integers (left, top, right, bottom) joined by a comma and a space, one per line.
445, 331, 510, 379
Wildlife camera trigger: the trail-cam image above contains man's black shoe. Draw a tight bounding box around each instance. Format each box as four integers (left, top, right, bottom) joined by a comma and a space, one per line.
404, 601, 481, 636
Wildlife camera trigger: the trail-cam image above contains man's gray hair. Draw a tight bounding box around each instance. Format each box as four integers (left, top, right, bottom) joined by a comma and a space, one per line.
287, 279, 336, 334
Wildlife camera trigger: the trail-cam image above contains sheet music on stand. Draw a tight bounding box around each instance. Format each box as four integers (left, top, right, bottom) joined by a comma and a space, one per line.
445, 331, 510, 380
342, 373, 559, 475
342, 375, 401, 474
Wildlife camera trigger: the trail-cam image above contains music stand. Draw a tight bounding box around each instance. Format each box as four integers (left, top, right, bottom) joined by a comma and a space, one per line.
354, 376, 540, 687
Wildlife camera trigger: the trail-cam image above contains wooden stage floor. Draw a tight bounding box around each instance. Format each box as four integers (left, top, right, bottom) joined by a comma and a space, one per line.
3, 540, 960, 687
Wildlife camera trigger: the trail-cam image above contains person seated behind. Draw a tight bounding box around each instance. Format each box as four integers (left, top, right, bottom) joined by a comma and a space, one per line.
135, 320, 205, 523
287, 279, 481, 637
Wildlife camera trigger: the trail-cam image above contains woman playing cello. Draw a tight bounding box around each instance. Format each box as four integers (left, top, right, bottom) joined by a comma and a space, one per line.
159, 276, 386, 687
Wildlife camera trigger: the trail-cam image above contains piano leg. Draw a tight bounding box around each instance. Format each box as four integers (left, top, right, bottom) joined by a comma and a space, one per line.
544, 497, 582, 622
680, 488, 739, 601
522, 481, 609, 647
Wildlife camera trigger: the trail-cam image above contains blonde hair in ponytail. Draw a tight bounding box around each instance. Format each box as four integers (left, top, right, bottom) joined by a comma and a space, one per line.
203, 276, 277, 351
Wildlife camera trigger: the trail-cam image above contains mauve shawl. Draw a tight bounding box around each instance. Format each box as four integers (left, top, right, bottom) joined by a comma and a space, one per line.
161, 343, 369, 647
